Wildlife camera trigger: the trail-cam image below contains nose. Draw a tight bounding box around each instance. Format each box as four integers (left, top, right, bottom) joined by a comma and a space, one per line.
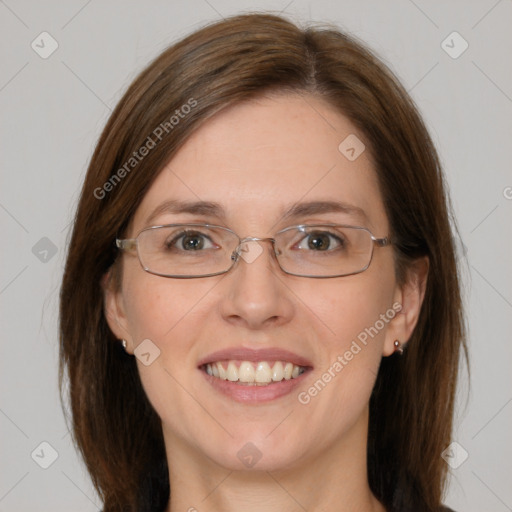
219, 239, 295, 330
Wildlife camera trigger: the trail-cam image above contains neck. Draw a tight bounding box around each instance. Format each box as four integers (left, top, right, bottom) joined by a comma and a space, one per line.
163, 408, 386, 512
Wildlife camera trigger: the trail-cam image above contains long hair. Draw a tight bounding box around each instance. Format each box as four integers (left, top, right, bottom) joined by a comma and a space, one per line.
59, 13, 467, 511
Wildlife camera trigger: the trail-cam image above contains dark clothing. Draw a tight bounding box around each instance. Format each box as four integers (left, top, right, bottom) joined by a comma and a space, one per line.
394, 505, 455, 512
103, 502, 457, 511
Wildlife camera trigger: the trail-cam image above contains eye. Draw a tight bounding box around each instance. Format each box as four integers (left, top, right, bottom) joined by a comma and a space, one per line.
295, 230, 345, 251
166, 230, 217, 251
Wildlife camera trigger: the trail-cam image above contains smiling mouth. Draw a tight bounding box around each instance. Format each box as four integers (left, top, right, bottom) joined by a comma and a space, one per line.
201, 360, 307, 386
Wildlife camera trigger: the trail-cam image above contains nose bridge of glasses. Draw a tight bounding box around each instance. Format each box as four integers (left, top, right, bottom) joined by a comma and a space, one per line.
239, 236, 275, 244
231, 236, 278, 263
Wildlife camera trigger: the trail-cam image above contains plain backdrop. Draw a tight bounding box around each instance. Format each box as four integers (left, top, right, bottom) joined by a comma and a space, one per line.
1, 1, 511, 511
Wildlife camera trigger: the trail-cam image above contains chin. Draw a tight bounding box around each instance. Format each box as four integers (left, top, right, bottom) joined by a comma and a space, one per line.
202, 431, 307, 473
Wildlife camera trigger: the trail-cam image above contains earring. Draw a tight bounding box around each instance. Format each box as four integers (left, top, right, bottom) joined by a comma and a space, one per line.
121, 339, 127, 350
393, 340, 404, 355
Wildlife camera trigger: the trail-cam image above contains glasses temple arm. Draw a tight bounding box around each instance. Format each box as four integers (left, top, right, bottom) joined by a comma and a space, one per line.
116, 238, 137, 251
373, 236, 391, 247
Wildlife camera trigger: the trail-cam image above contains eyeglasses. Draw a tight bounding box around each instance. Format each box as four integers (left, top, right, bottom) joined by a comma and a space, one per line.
115, 223, 390, 279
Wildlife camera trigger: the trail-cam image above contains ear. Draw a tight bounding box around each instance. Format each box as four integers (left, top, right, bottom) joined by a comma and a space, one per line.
102, 269, 133, 353
382, 256, 429, 356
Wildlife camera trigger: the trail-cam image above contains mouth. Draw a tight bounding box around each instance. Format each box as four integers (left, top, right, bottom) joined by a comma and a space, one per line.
201, 360, 307, 385
197, 347, 313, 403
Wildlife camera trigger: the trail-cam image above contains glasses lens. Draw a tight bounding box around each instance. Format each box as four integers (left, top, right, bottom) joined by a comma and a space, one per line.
134, 224, 375, 278
137, 225, 237, 277
275, 225, 373, 277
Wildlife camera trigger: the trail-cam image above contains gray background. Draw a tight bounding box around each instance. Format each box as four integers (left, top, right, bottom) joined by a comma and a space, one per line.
1, 0, 511, 510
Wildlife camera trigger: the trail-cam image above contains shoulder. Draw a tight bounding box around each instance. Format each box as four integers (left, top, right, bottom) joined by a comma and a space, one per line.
440, 507, 456, 512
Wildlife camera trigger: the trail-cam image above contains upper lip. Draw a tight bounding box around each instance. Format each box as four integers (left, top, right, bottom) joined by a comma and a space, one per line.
197, 347, 313, 368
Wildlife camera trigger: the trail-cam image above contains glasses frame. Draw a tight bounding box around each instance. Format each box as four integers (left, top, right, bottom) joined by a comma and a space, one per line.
115, 222, 391, 279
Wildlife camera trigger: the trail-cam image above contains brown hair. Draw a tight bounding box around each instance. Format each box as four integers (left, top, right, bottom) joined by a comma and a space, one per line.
59, 12, 467, 512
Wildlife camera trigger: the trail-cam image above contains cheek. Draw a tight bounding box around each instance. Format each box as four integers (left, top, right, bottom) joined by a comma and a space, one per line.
119, 270, 215, 438
301, 258, 397, 410
313, 267, 396, 351
121, 264, 212, 342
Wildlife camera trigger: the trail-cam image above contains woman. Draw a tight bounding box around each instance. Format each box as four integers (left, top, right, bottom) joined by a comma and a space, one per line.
59, 13, 465, 512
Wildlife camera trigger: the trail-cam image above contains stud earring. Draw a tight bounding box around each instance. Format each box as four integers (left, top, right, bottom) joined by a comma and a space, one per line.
393, 340, 404, 355
121, 339, 127, 350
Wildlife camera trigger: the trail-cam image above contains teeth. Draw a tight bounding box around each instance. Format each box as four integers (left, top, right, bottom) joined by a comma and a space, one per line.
239, 361, 255, 382
216, 362, 226, 380
283, 362, 293, 380
272, 361, 284, 381
204, 360, 306, 385
255, 362, 271, 383
226, 361, 238, 382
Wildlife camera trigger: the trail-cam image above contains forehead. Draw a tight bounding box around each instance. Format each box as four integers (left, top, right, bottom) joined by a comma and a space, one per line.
132, 93, 388, 235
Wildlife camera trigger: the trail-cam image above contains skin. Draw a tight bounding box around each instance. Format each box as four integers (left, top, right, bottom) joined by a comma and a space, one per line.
104, 93, 428, 512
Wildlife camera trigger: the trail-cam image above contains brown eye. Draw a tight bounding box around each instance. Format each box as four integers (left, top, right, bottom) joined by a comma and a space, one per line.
296, 231, 344, 251
166, 231, 214, 251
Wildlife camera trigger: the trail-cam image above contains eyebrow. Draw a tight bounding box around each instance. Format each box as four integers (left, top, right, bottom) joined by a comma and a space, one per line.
144, 199, 368, 226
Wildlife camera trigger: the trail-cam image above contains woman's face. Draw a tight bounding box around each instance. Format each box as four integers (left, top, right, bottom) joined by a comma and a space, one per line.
106, 93, 418, 473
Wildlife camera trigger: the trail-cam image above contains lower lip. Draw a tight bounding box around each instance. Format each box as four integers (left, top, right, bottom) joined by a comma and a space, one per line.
200, 368, 311, 403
